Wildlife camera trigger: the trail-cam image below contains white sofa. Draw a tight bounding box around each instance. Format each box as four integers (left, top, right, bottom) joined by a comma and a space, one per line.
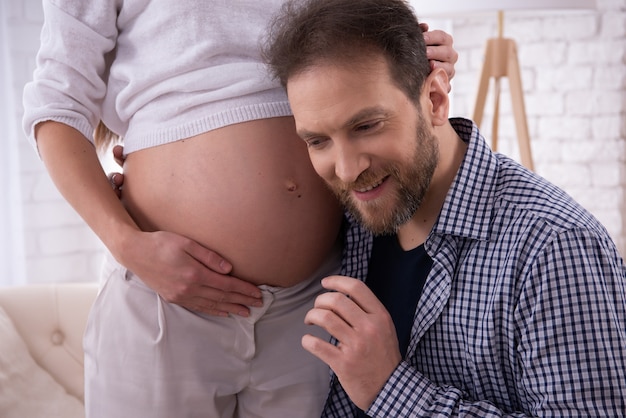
0, 283, 98, 418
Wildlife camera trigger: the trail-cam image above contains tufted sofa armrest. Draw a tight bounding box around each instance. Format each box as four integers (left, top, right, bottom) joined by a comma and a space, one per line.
0, 283, 98, 402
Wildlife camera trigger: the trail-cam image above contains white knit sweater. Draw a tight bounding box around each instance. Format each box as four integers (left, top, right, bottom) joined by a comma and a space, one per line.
22, 0, 291, 153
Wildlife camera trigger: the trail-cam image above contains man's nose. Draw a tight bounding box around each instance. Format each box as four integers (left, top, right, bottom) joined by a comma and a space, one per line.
334, 141, 370, 184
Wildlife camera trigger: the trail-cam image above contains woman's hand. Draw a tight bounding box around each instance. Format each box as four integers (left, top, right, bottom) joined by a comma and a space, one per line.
119, 229, 263, 317
421, 23, 458, 90
106, 144, 263, 317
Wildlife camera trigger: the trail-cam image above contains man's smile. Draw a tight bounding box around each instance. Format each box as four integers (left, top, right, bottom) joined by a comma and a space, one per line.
355, 176, 387, 193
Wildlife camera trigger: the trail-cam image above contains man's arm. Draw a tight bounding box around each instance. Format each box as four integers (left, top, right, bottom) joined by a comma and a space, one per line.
36, 121, 262, 316
371, 229, 626, 417
306, 229, 626, 417
304, 277, 535, 417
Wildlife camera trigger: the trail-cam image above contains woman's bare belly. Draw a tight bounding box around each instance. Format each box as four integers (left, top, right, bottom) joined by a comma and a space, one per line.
122, 117, 343, 287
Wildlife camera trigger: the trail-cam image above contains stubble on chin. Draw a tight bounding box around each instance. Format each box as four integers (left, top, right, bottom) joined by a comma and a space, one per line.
332, 172, 419, 236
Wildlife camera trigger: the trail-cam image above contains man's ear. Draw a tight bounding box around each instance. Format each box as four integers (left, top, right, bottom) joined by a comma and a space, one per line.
421, 68, 450, 126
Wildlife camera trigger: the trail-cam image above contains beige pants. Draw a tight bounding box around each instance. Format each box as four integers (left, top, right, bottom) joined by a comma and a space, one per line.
84, 249, 340, 418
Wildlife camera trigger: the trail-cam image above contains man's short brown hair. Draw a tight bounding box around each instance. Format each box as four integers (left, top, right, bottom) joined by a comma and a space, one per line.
262, 0, 431, 103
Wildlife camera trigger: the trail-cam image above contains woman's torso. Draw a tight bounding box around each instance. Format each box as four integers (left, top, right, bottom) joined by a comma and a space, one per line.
113, 1, 343, 286
122, 117, 343, 287
26, 1, 344, 286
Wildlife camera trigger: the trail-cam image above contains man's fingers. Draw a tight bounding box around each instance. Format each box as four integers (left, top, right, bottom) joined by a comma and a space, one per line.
311, 290, 365, 327
305, 303, 356, 342
302, 333, 340, 363
321, 276, 385, 314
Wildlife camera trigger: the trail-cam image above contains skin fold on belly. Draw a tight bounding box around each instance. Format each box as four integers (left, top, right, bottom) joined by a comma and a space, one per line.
121, 117, 343, 287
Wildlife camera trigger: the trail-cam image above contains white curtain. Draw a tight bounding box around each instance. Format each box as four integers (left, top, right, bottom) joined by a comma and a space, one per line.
0, 1, 26, 285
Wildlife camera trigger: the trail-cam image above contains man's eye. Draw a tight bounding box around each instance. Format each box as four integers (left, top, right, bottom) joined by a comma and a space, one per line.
306, 137, 328, 148
356, 121, 382, 132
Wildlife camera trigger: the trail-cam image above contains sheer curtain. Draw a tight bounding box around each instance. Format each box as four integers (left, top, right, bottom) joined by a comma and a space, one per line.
0, 1, 26, 286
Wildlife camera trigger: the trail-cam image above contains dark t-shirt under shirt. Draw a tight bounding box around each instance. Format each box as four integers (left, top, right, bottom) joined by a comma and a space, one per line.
356, 233, 433, 417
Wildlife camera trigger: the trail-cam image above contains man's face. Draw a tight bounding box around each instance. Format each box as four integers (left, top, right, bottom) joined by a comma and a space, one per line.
287, 56, 439, 235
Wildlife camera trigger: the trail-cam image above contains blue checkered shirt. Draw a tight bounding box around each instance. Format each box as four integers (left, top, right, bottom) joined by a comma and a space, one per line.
326, 118, 626, 417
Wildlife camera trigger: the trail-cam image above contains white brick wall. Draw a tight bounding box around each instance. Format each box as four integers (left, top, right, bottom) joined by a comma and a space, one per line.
5, 0, 626, 284
446, 0, 626, 253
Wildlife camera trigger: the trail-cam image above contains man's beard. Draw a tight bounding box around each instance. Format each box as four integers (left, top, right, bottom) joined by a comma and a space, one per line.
329, 115, 439, 235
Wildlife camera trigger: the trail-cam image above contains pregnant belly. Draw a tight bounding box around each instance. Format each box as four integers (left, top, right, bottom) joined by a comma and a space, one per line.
121, 117, 343, 286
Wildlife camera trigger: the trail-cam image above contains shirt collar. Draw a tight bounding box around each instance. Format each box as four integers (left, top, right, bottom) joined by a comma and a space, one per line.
429, 118, 497, 242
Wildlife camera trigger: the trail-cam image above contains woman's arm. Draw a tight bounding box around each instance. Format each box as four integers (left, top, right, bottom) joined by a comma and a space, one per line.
35, 121, 263, 316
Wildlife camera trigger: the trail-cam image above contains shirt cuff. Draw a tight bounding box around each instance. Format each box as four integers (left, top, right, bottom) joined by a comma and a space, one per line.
366, 360, 437, 417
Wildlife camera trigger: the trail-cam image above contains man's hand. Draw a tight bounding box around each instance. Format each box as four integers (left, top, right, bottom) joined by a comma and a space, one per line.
421, 23, 458, 90
107, 144, 263, 317
302, 276, 402, 411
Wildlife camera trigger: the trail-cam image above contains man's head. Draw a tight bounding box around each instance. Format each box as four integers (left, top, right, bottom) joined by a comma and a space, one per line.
263, 0, 451, 235
263, 0, 430, 104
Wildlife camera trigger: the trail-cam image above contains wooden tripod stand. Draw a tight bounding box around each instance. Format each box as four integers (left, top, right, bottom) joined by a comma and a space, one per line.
472, 11, 534, 171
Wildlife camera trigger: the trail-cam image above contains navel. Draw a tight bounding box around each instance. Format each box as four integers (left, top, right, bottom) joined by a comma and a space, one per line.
285, 179, 303, 198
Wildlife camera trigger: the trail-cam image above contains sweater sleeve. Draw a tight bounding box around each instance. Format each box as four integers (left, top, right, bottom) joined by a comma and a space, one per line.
22, 0, 119, 153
